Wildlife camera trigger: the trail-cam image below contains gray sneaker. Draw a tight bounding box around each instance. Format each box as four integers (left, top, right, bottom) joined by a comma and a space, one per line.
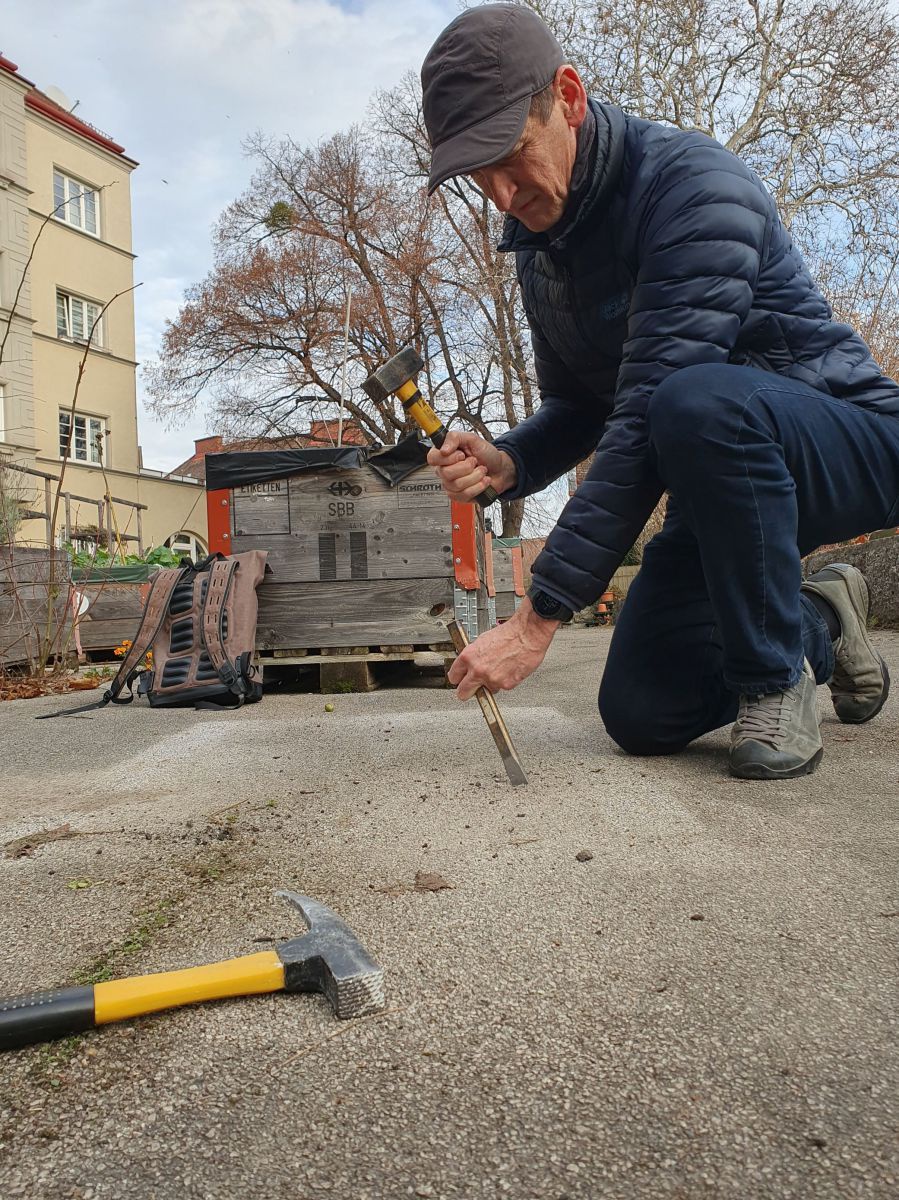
729, 659, 823, 780
801, 563, 890, 723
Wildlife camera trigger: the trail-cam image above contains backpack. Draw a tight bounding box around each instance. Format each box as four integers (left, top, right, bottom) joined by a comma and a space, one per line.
41, 551, 268, 718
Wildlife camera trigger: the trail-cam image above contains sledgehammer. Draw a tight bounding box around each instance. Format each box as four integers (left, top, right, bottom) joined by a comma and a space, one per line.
0, 892, 384, 1051
362, 347, 499, 507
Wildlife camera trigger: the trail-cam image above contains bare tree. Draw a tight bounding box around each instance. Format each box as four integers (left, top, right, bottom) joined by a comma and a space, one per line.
145, 120, 536, 532
148, 127, 452, 445
373, 74, 540, 533
527, 0, 899, 311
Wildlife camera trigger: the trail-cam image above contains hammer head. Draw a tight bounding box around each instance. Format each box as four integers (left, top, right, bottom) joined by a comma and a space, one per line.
274, 891, 385, 1020
362, 346, 424, 403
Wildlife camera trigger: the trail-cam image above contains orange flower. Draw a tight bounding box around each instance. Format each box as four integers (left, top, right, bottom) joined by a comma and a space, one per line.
113, 639, 152, 670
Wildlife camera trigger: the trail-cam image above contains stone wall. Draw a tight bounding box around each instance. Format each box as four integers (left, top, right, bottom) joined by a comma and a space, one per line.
803, 534, 899, 629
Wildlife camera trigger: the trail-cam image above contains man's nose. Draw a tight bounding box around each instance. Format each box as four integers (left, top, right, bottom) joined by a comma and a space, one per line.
484, 169, 517, 214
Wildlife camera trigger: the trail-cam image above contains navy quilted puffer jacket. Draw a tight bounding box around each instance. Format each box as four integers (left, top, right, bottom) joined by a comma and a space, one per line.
494, 100, 899, 612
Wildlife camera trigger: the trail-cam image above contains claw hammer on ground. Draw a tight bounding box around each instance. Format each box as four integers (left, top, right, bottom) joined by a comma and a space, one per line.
0, 891, 385, 1051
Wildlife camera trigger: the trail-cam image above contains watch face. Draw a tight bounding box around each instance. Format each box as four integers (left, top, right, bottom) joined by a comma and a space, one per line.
532, 589, 563, 619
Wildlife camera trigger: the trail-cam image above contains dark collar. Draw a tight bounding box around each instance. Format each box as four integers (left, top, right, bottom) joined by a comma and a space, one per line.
497, 100, 626, 254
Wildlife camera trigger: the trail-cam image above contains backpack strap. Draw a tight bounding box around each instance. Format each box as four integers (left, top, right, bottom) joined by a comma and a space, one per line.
37, 566, 190, 720
201, 557, 251, 699
194, 552, 225, 573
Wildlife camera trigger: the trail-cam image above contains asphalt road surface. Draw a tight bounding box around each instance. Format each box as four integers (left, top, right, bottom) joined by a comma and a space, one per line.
1, 627, 896, 1199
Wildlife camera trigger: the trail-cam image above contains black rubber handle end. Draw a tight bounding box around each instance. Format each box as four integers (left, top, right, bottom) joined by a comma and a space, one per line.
0, 986, 95, 1051
476, 485, 499, 507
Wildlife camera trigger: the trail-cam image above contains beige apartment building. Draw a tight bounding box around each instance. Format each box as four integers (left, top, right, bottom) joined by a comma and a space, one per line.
0, 53, 207, 558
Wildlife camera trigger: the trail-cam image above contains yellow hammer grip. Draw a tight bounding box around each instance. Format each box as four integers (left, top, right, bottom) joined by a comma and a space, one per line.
397, 379, 445, 439
94, 951, 285, 1024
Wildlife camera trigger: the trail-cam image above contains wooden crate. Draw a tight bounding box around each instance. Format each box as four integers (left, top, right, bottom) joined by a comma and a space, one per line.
265, 643, 456, 694
206, 453, 490, 672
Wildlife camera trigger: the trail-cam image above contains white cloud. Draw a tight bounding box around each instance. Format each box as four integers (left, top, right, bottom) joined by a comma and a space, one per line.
4, 0, 457, 468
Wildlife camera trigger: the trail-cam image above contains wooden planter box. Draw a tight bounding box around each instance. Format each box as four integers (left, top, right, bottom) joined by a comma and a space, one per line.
489, 535, 525, 621
71, 565, 154, 654
609, 563, 641, 603
205, 447, 490, 684
0, 545, 72, 669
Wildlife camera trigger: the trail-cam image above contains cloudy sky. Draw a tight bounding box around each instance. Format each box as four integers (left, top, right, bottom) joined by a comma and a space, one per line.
3, 0, 460, 470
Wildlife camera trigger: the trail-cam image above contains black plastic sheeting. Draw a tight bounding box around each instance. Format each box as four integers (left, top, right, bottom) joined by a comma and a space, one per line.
366, 437, 431, 485
204, 436, 431, 491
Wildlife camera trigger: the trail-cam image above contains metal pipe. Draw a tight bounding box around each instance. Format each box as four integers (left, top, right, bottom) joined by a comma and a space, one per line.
337, 287, 353, 447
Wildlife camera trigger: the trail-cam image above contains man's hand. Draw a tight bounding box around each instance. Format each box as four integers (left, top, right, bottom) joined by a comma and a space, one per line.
427, 430, 517, 503
448, 599, 560, 700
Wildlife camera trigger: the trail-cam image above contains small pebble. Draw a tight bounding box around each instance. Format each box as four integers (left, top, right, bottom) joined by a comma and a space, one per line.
575, 850, 593, 862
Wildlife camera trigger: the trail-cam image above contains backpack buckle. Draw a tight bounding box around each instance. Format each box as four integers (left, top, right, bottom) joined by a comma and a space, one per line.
217, 662, 249, 695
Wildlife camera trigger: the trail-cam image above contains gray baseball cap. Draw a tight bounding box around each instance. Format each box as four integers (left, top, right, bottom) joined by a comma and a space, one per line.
421, 4, 565, 194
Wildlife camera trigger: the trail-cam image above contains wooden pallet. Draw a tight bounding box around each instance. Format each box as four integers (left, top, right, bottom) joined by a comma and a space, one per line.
259, 642, 456, 693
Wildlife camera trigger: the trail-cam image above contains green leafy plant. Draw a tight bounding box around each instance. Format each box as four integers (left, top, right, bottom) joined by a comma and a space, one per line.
66, 543, 111, 569
138, 545, 184, 568
65, 542, 187, 569
82, 666, 115, 682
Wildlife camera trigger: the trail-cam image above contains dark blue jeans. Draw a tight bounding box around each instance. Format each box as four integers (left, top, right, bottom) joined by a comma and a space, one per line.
598, 364, 899, 755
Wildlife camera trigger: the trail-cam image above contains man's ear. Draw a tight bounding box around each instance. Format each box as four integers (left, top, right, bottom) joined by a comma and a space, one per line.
556, 65, 588, 129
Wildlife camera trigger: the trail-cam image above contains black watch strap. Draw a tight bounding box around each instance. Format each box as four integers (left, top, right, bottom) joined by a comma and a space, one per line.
527, 586, 574, 624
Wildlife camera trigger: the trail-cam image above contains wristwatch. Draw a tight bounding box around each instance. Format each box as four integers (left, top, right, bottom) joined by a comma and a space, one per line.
527, 586, 574, 624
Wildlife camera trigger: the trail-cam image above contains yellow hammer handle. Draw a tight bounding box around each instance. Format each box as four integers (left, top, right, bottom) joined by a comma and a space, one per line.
396, 379, 445, 440
94, 951, 285, 1024
399, 378, 500, 506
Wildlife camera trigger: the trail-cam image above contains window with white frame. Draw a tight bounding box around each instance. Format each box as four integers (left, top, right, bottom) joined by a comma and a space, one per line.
165, 531, 206, 562
59, 410, 106, 464
57, 290, 103, 346
53, 170, 99, 236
